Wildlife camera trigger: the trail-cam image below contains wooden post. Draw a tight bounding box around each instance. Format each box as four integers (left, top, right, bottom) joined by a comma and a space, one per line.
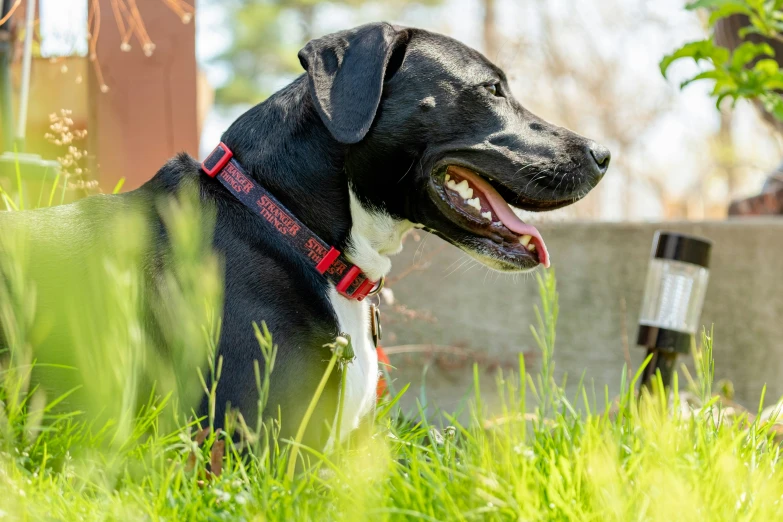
87, 0, 198, 192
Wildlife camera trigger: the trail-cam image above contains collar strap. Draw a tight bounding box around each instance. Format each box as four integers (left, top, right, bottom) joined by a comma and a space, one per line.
201, 142, 380, 301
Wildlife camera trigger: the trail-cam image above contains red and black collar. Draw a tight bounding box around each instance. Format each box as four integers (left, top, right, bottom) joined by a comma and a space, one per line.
201, 142, 382, 301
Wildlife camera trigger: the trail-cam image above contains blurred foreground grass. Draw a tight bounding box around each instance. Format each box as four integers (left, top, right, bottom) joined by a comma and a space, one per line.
1, 188, 783, 521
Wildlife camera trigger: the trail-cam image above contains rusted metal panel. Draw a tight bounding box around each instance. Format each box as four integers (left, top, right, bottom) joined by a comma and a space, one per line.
87, 0, 198, 192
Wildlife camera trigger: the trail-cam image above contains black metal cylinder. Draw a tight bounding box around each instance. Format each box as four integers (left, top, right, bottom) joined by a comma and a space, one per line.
651, 232, 711, 269
637, 231, 712, 391
640, 349, 678, 390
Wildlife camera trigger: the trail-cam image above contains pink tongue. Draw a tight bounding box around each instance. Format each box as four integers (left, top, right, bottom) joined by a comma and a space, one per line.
447, 166, 550, 268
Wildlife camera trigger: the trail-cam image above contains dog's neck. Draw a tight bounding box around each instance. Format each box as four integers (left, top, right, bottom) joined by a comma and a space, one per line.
347, 189, 416, 281
221, 78, 350, 248
220, 77, 411, 282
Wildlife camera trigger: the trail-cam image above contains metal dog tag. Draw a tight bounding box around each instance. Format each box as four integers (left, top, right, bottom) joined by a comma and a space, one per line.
369, 303, 382, 348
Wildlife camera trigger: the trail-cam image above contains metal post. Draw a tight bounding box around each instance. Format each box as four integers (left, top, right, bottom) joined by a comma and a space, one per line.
0, 0, 15, 152
15, 0, 34, 152
640, 349, 677, 390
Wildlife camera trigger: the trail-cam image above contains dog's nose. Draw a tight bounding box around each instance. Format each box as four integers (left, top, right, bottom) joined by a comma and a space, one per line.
588, 142, 611, 176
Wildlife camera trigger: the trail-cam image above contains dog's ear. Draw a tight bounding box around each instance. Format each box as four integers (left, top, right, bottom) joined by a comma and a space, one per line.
298, 23, 410, 144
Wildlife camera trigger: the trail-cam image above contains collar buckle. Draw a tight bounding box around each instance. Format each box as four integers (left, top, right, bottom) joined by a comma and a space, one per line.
201, 142, 233, 178
335, 266, 381, 301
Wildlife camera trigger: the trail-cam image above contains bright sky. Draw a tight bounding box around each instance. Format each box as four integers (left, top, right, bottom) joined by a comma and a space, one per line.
39, 0, 87, 56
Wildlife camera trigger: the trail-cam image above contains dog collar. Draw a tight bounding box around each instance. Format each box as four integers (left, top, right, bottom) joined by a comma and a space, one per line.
201, 142, 383, 301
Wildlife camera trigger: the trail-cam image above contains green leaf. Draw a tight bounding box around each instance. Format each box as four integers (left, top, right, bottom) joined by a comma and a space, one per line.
680, 69, 729, 89
748, 13, 771, 36
660, 39, 728, 78
738, 25, 763, 38
112, 178, 125, 194
730, 41, 774, 70
707, 3, 754, 25
715, 91, 737, 109
761, 92, 783, 122
753, 58, 781, 76
771, 19, 783, 33
760, 76, 783, 90
686, 0, 746, 10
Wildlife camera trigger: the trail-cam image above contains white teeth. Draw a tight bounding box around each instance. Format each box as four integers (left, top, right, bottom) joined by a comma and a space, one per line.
492, 221, 502, 227
466, 197, 481, 210
446, 178, 475, 200
520, 235, 536, 251
455, 180, 473, 199
481, 211, 492, 221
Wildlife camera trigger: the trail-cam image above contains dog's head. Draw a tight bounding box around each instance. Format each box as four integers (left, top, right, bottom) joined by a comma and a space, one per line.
298, 23, 610, 271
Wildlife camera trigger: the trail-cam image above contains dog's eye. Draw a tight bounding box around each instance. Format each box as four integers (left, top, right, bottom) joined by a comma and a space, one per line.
483, 82, 503, 97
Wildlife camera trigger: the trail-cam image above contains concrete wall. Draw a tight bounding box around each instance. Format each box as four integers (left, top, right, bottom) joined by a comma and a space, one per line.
383, 220, 783, 417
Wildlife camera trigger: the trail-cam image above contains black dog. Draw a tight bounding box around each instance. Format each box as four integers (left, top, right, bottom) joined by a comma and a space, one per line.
1, 23, 609, 450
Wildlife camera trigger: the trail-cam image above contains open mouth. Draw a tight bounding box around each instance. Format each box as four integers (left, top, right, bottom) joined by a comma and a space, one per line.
432, 165, 550, 269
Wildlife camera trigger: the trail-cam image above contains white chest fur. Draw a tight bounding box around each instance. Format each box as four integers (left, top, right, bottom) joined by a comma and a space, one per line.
326, 287, 379, 448
322, 188, 417, 449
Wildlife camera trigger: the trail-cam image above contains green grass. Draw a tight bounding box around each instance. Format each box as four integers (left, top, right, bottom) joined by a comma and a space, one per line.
2, 187, 783, 521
